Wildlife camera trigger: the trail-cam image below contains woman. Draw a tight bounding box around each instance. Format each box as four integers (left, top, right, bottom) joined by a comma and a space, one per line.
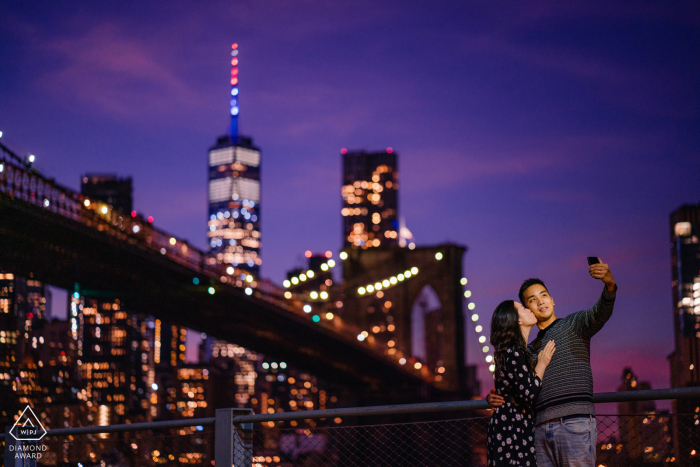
487, 300, 556, 466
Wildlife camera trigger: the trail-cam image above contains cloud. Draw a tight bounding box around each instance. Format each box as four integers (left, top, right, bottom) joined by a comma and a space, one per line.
39, 23, 213, 125
401, 132, 638, 194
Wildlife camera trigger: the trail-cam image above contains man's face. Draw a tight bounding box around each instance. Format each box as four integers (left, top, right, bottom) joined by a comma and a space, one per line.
522, 284, 555, 323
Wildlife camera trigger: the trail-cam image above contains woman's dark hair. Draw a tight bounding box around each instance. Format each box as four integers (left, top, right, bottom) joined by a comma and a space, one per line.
490, 300, 534, 380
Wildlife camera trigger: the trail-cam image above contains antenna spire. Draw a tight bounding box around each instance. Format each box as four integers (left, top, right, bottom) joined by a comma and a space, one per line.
230, 43, 239, 140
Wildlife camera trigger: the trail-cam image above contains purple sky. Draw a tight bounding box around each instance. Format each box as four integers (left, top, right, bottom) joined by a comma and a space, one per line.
1, 1, 699, 401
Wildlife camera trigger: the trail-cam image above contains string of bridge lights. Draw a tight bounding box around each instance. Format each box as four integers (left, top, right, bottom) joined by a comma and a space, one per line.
282, 258, 338, 301
434, 250, 494, 372
459, 275, 494, 372
357, 267, 419, 295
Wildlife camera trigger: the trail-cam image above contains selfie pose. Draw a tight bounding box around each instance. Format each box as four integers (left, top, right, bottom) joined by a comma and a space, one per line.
488, 259, 617, 467
487, 300, 556, 466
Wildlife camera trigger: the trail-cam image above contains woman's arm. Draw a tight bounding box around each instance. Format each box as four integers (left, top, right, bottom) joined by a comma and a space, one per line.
503, 348, 544, 407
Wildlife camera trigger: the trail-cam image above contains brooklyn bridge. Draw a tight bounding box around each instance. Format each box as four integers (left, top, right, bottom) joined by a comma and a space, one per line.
0, 140, 478, 406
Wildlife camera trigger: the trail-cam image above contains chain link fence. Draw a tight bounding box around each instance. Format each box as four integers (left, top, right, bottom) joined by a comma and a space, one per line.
5, 389, 700, 466
230, 413, 697, 467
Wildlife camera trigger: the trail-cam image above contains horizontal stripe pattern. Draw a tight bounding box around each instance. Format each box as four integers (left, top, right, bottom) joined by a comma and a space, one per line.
528, 285, 616, 425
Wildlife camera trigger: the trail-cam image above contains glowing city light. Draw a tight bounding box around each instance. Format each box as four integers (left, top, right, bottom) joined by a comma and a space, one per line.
245, 287, 253, 295
28, 154, 35, 163
471, 314, 479, 321
101, 206, 108, 214
468, 303, 476, 310
357, 267, 419, 295
461, 277, 468, 285
208, 287, 215, 295
340, 251, 348, 260
435, 252, 443, 260
464, 290, 472, 298
303, 305, 312, 313
482, 346, 489, 353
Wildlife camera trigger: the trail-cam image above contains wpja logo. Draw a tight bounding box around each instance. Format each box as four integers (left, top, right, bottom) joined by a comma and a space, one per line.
6, 406, 48, 462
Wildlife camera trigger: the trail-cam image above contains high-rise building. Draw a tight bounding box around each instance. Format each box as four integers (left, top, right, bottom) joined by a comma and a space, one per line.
208, 43, 261, 274
668, 203, 700, 465
341, 149, 398, 249
81, 174, 133, 213
71, 295, 156, 425
0, 273, 51, 420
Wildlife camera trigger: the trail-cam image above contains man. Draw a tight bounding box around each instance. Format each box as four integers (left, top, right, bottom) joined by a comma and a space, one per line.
487, 259, 616, 467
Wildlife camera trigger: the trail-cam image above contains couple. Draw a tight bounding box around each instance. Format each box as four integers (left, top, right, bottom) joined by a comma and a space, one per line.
486, 259, 617, 467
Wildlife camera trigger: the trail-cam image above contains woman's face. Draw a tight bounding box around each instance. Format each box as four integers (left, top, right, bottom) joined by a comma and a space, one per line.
516, 301, 538, 327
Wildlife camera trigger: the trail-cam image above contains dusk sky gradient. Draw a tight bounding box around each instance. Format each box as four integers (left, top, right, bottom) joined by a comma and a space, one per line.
1, 1, 699, 403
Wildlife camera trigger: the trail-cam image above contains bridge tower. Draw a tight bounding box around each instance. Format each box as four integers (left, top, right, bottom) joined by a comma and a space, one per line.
208, 43, 261, 274
341, 244, 479, 398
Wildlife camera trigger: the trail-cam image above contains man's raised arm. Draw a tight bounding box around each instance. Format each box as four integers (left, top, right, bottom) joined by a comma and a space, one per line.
573, 259, 617, 339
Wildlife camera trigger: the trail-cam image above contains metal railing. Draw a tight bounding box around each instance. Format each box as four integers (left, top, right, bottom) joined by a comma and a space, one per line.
3, 387, 700, 466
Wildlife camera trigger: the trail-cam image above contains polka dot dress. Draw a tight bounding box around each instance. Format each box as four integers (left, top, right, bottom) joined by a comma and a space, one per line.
487, 347, 542, 466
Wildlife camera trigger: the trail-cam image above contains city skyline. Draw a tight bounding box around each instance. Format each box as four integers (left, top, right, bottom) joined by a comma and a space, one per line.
1, 1, 699, 396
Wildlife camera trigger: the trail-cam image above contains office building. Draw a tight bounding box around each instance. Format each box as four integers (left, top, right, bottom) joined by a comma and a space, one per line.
208, 43, 261, 274
81, 174, 133, 213
668, 203, 700, 464
0, 273, 51, 420
72, 295, 156, 424
341, 149, 398, 249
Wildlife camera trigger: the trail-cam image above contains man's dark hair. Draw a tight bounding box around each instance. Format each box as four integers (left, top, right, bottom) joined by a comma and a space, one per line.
519, 278, 548, 305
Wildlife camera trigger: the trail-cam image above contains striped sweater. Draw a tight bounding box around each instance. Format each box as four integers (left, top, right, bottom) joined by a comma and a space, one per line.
528, 285, 617, 425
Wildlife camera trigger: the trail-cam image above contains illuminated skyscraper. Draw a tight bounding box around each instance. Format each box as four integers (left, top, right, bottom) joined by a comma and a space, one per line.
341, 149, 398, 249
208, 43, 261, 274
668, 203, 700, 463
669, 203, 700, 385
0, 273, 51, 420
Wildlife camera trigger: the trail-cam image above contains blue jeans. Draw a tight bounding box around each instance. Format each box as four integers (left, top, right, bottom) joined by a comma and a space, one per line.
534, 415, 597, 467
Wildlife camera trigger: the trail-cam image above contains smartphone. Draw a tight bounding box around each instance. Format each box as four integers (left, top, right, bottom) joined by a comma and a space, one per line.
587, 257, 600, 266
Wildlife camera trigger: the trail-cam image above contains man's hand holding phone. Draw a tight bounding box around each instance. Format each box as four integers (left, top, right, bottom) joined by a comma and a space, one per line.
588, 257, 616, 291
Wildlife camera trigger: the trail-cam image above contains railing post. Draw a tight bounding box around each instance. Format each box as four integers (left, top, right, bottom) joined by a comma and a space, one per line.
215, 408, 253, 466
